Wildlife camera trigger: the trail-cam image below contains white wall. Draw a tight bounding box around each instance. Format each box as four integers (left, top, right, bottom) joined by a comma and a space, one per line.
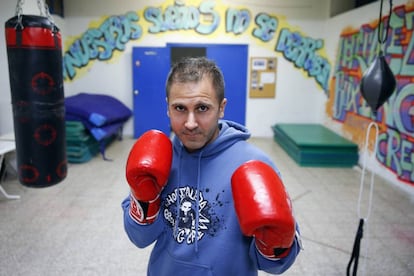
0, 0, 65, 136
0, 0, 331, 137
0, 1, 37, 136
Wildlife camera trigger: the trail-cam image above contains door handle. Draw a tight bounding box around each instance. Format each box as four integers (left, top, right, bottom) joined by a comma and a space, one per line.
134, 90, 139, 95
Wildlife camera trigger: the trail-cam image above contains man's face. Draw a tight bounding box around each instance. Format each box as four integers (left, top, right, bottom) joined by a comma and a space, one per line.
167, 76, 226, 152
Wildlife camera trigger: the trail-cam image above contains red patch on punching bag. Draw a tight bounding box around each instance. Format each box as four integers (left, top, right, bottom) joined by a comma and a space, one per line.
34, 124, 57, 146
56, 160, 67, 179
31, 72, 55, 96
19, 164, 40, 184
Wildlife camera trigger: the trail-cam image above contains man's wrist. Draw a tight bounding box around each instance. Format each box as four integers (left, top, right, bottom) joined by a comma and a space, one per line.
129, 193, 160, 225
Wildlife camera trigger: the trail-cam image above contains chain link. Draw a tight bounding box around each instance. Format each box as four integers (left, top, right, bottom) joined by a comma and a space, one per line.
13, 0, 56, 30
15, 0, 24, 17
15, 0, 24, 29
43, 1, 56, 26
37, 0, 45, 16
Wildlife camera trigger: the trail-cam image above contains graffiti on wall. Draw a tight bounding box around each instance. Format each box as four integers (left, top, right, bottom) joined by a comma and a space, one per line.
63, 12, 142, 80
62, 0, 330, 91
327, 4, 414, 185
275, 28, 330, 91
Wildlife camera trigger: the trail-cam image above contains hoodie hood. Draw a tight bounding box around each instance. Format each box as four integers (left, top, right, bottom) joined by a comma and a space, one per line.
172, 120, 251, 156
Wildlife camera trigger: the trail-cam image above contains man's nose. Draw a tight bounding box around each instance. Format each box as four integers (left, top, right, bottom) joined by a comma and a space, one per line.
184, 112, 198, 130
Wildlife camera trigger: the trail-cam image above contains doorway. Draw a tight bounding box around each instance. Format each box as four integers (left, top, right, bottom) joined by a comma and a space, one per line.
132, 44, 248, 138
170, 46, 206, 65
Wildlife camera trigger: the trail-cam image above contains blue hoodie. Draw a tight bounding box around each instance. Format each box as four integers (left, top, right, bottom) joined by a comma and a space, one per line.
122, 120, 301, 275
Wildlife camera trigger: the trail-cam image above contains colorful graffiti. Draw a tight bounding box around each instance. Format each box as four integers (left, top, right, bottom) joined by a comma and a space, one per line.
328, 4, 414, 185
62, 0, 330, 91
144, 1, 220, 34
63, 12, 142, 80
275, 28, 330, 91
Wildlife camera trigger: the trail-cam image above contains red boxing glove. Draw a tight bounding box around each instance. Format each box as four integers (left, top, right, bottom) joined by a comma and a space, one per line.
231, 160, 295, 259
126, 130, 172, 224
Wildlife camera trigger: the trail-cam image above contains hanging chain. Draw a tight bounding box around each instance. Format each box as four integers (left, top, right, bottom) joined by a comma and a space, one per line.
15, 0, 25, 29
42, 0, 56, 26
15, 0, 24, 17
14, 0, 56, 29
378, 0, 393, 54
37, 0, 45, 16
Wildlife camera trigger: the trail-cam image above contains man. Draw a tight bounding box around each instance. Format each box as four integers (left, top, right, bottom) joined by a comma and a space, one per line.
122, 57, 302, 275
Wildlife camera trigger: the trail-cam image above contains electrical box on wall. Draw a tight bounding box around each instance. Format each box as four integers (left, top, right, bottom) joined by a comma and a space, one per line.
356, 0, 377, 8
46, 0, 64, 17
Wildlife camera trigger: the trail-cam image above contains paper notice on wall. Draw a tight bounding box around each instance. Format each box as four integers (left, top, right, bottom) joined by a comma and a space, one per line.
249, 57, 277, 98
260, 72, 275, 83
252, 59, 267, 70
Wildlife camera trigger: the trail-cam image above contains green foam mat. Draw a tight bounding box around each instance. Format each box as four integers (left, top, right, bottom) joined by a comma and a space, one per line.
272, 124, 358, 167
65, 121, 100, 163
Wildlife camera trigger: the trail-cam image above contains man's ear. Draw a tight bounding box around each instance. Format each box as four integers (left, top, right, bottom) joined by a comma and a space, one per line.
219, 98, 227, 118
166, 97, 170, 117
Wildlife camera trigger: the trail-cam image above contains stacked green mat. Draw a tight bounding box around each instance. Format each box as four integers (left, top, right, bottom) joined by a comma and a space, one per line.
272, 123, 359, 167
66, 121, 101, 163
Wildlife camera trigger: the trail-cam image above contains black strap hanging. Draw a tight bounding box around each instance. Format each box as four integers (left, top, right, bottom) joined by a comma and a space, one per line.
350, 0, 395, 267
346, 219, 364, 276
377, 0, 393, 50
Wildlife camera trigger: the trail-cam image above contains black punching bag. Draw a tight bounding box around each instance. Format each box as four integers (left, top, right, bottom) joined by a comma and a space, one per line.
360, 54, 396, 114
359, 0, 396, 115
5, 14, 67, 187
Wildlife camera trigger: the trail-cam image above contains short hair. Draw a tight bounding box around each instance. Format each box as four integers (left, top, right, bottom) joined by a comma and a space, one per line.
166, 57, 225, 103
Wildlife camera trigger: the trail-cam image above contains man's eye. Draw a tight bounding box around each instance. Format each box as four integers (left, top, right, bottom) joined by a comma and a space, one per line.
198, 105, 208, 112
175, 106, 185, 112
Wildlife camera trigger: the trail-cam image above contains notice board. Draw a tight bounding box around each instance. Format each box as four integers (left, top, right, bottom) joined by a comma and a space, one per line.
249, 57, 277, 98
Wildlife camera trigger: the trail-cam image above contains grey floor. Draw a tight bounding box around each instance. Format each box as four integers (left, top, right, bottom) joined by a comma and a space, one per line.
0, 137, 413, 276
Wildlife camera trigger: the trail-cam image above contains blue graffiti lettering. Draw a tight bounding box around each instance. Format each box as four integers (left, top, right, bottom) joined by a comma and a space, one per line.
196, 0, 220, 34
63, 12, 142, 79
377, 127, 414, 183
144, 7, 163, 32
382, 83, 414, 135
387, 9, 414, 76
276, 28, 330, 91
144, 5, 199, 32
144, 0, 219, 35
252, 13, 278, 42
333, 71, 365, 120
225, 8, 251, 35
399, 12, 414, 76
63, 42, 87, 80
63, 11, 142, 80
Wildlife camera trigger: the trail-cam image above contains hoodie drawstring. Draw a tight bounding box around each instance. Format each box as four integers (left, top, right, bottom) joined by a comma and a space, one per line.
194, 151, 203, 253
173, 147, 183, 239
